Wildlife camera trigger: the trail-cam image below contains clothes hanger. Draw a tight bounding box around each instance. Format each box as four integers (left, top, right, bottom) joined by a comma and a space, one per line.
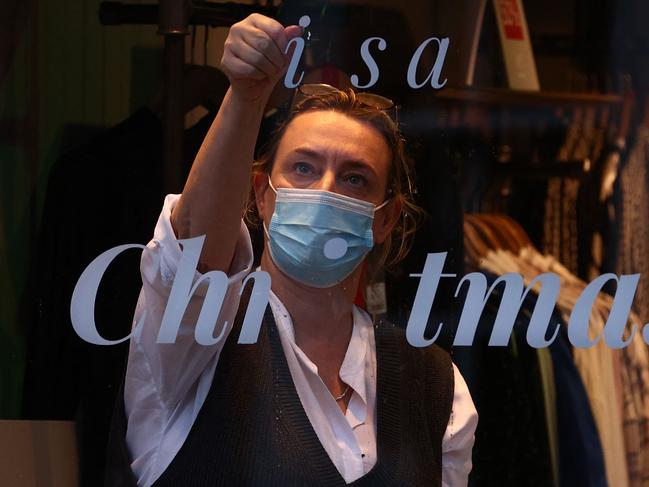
469, 214, 506, 252
462, 216, 487, 270
463, 213, 535, 275
148, 20, 227, 120
463, 214, 494, 261
476, 215, 513, 251
487, 214, 533, 253
476, 214, 519, 253
147, 63, 229, 120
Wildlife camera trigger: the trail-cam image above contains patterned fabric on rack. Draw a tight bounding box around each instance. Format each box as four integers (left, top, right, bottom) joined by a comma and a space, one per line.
542, 177, 581, 275
616, 125, 649, 342
613, 124, 649, 485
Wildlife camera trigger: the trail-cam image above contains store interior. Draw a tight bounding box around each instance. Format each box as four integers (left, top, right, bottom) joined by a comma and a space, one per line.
2, 0, 649, 485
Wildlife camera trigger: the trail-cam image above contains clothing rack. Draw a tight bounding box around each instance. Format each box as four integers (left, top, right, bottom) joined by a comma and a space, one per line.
99, 1, 276, 28
404, 85, 633, 281
461, 211, 649, 487
99, 1, 277, 193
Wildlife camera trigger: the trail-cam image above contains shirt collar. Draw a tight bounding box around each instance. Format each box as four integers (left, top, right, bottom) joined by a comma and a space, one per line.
266, 288, 371, 414
338, 306, 369, 407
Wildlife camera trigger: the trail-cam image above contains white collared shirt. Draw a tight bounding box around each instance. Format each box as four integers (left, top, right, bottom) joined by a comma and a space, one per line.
124, 194, 478, 486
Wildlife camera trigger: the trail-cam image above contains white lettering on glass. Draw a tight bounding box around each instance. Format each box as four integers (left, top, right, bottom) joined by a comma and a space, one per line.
70, 243, 646, 349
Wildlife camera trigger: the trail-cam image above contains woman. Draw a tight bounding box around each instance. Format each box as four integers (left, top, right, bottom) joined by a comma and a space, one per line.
108, 13, 478, 487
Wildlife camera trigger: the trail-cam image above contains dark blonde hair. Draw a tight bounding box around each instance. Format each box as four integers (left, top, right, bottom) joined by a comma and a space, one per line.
245, 87, 425, 271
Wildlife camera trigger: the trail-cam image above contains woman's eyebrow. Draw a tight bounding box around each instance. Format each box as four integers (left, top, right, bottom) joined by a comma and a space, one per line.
339, 160, 379, 179
290, 147, 376, 174
290, 147, 322, 159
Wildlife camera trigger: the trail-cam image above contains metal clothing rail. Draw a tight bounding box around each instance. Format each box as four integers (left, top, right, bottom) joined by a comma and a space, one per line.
99, 1, 277, 193
99, 1, 276, 28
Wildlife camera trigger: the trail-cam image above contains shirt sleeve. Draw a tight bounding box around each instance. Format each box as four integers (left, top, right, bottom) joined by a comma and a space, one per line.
124, 193, 254, 486
441, 362, 479, 487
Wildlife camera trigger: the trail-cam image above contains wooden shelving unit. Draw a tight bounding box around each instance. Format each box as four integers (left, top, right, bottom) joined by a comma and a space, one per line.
430, 85, 623, 107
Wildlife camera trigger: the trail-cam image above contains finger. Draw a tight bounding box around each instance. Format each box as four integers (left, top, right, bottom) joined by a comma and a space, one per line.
248, 14, 292, 56
284, 25, 303, 44
229, 40, 277, 78
280, 26, 304, 67
239, 24, 285, 69
225, 53, 266, 80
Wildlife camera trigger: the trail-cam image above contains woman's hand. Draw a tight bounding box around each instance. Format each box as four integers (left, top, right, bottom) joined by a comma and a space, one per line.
221, 13, 303, 104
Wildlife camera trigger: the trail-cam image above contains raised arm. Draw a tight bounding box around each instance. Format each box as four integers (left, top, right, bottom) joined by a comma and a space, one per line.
121, 17, 303, 486
171, 14, 302, 273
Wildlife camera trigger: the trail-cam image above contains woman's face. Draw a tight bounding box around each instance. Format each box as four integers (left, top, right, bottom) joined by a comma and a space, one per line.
254, 110, 401, 245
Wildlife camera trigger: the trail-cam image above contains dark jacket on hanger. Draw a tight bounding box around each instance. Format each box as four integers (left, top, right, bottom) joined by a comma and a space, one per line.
21, 106, 216, 486
453, 271, 607, 487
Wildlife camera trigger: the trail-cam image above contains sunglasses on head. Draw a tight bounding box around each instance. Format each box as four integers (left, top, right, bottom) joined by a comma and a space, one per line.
291, 83, 400, 123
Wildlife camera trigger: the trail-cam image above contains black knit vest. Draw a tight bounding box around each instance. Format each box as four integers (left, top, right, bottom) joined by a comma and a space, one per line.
105, 288, 454, 486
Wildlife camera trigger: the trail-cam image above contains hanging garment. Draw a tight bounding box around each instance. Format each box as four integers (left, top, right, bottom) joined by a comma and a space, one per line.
20, 106, 216, 485
453, 273, 554, 487
479, 246, 649, 487
550, 321, 608, 486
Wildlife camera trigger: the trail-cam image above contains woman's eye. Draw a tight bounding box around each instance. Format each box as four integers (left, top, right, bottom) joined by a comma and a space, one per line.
346, 174, 367, 187
295, 162, 313, 175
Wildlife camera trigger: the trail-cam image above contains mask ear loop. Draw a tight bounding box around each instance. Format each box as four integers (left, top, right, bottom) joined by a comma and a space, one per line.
261, 176, 277, 241
374, 198, 391, 213
267, 175, 278, 194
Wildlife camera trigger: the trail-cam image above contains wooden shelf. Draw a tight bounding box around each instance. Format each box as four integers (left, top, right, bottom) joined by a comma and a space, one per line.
428, 85, 623, 107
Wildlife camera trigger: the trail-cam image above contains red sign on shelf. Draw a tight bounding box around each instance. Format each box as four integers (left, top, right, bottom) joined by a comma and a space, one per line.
498, 0, 525, 40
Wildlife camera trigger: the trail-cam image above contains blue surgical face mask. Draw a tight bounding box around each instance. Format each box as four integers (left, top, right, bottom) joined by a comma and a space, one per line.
263, 177, 390, 288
